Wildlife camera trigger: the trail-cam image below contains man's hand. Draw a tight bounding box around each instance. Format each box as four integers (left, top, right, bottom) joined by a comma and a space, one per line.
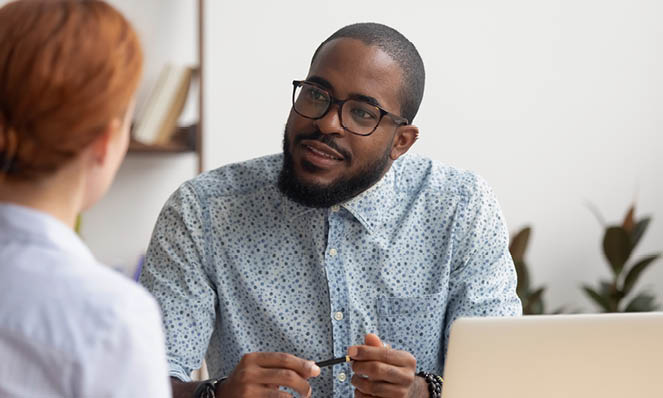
217, 352, 320, 398
349, 334, 427, 398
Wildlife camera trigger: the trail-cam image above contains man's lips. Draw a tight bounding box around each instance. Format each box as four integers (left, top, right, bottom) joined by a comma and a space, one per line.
300, 140, 345, 161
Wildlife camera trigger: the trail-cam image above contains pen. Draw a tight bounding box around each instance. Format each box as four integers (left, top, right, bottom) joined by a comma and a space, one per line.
315, 355, 351, 368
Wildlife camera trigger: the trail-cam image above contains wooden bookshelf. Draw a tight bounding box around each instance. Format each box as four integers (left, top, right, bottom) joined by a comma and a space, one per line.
128, 124, 197, 153
126, 0, 205, 174
128, 140, 192, 153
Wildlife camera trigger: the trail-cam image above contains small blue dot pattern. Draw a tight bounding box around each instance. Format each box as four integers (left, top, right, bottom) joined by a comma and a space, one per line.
140, 153, 522, 397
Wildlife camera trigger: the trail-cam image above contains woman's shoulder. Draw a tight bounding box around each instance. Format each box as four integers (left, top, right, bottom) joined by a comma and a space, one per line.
0, 254, 162, 361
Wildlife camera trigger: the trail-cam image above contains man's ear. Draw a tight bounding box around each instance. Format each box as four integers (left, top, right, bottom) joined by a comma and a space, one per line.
390, 124, 419, 160
89, 118, 121, 165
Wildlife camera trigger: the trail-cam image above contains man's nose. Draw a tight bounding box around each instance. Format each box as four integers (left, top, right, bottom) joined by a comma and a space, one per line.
314, 103, 345, 136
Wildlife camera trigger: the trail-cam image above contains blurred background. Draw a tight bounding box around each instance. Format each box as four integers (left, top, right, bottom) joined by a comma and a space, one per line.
6, 0, 659, 313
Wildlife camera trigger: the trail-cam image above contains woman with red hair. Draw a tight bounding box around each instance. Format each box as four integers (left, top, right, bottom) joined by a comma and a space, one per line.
0, 1, 170, 396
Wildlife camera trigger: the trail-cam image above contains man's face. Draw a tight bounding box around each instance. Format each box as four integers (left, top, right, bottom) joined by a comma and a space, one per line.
279, 38, 408, 207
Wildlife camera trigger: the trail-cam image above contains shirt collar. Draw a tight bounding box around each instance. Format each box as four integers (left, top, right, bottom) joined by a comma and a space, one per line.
0, 202, 96, 264
280, 159, 400, 234
281, 195, 320, 221
341, 164, 398, 234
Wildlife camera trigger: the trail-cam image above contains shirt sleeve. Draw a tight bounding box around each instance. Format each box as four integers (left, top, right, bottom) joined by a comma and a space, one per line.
139, 181, 217, 381
443, 173, 522, 362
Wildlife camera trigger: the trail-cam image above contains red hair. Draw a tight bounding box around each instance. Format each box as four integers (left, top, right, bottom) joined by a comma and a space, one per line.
0, 0, 143, 181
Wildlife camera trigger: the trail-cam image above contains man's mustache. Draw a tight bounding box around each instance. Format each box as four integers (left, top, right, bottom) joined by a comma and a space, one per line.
293, 130, 351, 161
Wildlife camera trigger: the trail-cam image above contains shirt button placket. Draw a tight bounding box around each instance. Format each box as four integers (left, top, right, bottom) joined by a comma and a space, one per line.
326, 212, 351, 397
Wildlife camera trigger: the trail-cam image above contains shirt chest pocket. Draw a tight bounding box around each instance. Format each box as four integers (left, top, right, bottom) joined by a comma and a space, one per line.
376, 292, 447, 367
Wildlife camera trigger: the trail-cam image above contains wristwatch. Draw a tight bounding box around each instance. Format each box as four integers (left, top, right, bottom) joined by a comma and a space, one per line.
192, 377, 227, 398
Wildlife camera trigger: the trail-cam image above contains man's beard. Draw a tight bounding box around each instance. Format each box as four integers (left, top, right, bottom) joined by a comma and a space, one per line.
277, 126, 391, 208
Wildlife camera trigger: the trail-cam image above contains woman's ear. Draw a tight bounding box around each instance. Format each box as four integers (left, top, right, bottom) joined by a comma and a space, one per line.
88, 118, 121, 165
390, 125, 419, 160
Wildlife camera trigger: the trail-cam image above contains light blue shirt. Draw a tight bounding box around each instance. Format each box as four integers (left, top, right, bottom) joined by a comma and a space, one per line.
141, 153, 521, 396
0, 203, 171, 398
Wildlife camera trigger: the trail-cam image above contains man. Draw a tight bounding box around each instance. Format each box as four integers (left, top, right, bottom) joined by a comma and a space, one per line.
141, 22, 521, 398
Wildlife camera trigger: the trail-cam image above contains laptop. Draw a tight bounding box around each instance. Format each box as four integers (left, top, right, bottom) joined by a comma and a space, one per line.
441, 313, 663, 398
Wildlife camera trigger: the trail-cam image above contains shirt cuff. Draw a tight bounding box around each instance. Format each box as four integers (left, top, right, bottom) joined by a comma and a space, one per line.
169, 364, 193, 383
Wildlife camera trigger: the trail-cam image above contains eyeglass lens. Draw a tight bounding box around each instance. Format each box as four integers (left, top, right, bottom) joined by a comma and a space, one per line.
293, 82, 381, 135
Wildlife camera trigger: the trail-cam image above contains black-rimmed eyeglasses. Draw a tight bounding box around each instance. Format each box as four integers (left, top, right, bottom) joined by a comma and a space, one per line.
291, 80, 409, 136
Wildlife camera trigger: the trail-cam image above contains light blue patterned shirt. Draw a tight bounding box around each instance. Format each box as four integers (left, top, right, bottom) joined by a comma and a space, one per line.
140, 153, 521, 396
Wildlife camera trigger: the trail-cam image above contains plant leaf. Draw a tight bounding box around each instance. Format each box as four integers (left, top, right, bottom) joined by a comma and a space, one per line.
524, 286, 545, 315
624, 292, 659, 312
603, 226, 631, 275
630, 217, 651, 252
582, 285, 613, 312
514, 260, 530, 297
622, 204, 635, 234
528, 299, 545, 315
75, 214, 83, 235
529, 287, 545, 303
599, 281, 615, 296
623, 253, 662, 295
509, 227, 531, 262
599, 281, 621, 310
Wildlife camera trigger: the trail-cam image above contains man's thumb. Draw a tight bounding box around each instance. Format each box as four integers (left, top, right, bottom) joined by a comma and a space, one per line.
364, 333, 383, 347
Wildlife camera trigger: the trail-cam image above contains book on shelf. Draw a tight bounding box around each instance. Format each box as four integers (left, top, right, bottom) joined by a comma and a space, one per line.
132, 64, 194, 146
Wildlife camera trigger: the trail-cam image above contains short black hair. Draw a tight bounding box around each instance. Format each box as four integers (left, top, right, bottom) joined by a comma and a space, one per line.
311, 22, 425, 123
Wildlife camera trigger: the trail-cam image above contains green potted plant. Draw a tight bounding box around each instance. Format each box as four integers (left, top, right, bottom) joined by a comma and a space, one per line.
582, 204, 661, 312
510, 226, 564, 314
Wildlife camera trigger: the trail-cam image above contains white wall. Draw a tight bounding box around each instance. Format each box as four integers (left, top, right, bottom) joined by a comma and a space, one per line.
204, 0, 663, 311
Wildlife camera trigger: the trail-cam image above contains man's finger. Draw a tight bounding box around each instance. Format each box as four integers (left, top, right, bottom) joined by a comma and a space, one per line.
247, 352, 321, 378
364, 333, 383, 347
352, 373, 409, 397
348, 345, 416, 368
256, 368, 312, 397
352, 360, 414, 384
265, 389, 295, 398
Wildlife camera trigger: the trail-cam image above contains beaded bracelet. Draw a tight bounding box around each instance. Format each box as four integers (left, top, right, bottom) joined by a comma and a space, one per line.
416, 371, 443, 398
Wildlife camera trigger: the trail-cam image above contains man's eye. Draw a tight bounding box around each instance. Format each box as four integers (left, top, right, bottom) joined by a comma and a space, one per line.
351, 107, 377, 120
307, 87, 327, 102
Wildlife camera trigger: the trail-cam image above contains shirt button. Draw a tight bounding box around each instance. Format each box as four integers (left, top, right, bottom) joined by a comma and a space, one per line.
334, 311, 344, 321
329, 248, 337, 256
331, 205, 340, 212
337, 372, 347, 382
